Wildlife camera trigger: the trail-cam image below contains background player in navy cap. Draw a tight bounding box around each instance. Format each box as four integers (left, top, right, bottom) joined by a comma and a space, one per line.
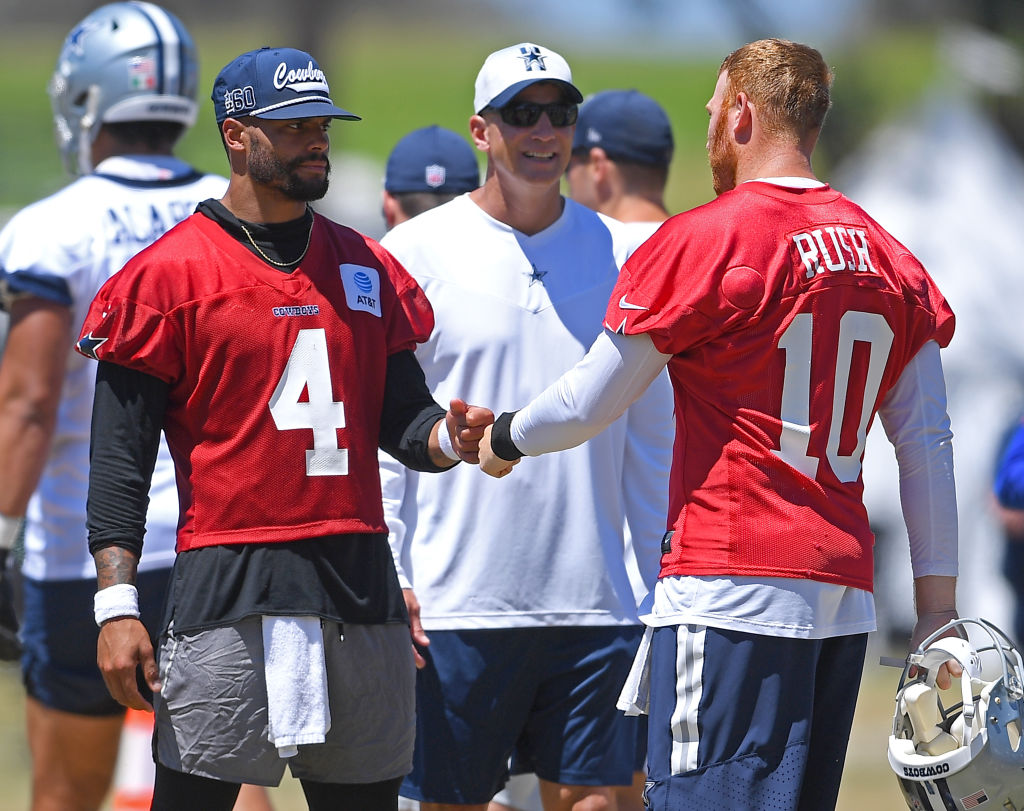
76, 44, 492, 811
379, 41, 672, 811
566, 89, 675, 263
382, 125, 479, 231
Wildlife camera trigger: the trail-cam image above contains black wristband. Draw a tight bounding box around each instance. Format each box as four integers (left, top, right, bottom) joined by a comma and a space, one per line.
491, 411, 525, 461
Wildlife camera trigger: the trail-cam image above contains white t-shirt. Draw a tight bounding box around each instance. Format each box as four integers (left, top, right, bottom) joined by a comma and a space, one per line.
597, 215, 663, 268
379, 194, 673, 630
0, 155, 226, 579
596, 214, 670, 606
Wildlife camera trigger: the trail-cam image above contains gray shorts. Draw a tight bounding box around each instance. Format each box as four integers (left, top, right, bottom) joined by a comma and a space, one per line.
154, 617, 415, 786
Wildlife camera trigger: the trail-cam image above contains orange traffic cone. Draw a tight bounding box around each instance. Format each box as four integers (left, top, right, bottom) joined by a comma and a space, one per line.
112, 708, 156, 810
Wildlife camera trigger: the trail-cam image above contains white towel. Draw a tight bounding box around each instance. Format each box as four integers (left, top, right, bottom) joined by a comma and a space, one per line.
262, 615, 331, 757
617, 625, 653, 716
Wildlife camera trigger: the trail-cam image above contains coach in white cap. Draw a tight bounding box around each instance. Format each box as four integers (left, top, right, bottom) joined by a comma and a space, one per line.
379, 41, 672, 810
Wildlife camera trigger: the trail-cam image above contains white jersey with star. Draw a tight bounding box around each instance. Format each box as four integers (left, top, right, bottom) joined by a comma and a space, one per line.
0, 155, 226, 580
379, 194, 673, 629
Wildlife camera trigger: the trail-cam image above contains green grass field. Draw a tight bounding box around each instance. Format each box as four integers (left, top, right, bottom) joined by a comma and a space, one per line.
0, 18, 939, 219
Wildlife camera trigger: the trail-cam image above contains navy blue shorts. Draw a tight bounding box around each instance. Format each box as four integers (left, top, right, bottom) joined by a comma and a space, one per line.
645, 624, 867, 811
20, 568, 171, 715
403, 625, 643, 804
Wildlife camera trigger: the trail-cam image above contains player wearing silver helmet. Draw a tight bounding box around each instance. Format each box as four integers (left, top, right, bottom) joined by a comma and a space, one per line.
0, 4, 226, 809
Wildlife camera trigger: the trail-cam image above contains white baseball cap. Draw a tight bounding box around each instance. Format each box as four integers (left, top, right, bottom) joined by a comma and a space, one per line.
473, 42, 583, 113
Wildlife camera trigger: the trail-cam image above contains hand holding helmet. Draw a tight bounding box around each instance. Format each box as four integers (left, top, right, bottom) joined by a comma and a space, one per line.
888, 617, 1024, 810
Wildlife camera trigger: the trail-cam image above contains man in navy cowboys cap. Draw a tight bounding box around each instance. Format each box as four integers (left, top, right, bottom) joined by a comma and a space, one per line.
77, 44, 492, 811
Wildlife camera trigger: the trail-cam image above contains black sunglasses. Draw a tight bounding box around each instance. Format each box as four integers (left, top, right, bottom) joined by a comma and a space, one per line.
492, 101, 579, 128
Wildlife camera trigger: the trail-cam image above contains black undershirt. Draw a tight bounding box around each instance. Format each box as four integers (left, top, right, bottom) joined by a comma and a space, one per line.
198, 198, 312, 269
86, 201, 450, 633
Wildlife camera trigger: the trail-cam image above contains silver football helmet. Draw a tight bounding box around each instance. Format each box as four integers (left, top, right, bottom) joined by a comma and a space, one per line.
48, 1, 199, 176
888, 617, 1024, 811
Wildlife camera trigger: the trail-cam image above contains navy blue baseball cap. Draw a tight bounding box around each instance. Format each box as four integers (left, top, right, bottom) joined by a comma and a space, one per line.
385, 126, 480, 194
212, 47, 360, 123
573, 89, 674, 166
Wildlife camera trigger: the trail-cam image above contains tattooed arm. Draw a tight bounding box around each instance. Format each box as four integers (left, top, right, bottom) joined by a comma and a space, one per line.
87, 361, 170, 710
94, 544, 141, 590
93, 546, 161, 710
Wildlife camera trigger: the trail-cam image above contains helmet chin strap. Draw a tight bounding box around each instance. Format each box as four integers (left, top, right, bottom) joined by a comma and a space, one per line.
77, 85, 102, 176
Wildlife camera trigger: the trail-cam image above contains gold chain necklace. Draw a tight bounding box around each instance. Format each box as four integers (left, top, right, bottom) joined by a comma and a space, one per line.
238, 216, 313, 268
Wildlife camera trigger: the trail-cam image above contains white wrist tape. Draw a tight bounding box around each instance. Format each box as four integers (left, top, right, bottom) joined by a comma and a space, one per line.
94, 583, 140, 626
0, 514, 23, 551
437, 419, 461, 463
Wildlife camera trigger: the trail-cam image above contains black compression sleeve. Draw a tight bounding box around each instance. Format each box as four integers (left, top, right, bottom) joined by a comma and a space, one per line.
379, 350, 451, 473
86, 361, 169, 558
490, 410, 525, 461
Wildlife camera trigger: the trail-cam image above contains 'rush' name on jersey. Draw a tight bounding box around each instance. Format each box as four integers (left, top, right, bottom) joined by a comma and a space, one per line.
790, 224, 879, 279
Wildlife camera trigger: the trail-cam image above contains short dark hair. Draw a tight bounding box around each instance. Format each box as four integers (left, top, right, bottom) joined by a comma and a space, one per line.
614, 157, 670, 189
103, 120, 186, 151
572, 146, 670, 190
393, 191, 461, 220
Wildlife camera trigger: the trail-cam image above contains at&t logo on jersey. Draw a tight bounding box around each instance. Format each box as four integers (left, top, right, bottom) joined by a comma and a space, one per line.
340, 264, 381, 317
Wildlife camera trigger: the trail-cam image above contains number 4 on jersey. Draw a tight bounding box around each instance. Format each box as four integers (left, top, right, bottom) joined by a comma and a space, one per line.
269, 328, 349, 476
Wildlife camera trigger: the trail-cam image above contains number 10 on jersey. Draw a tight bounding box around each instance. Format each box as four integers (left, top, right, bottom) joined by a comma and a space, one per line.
774, 310, 893, 484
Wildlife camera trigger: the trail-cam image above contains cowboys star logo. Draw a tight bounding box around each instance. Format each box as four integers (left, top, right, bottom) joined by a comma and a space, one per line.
518, 45, 546, 72
77, 332, 108, 360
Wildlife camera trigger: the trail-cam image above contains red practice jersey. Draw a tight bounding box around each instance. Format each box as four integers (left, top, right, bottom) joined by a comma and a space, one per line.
605, 182, 955, 591
78, 212, 434, 551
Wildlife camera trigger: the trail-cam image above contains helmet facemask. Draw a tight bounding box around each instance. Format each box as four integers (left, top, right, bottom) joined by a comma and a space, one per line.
888, 617, 1024, 810
48, 1, 199, 176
